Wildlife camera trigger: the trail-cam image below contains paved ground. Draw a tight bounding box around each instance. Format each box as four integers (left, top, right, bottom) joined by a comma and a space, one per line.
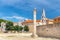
0, 33, 59, 40
0, 37, 59, 40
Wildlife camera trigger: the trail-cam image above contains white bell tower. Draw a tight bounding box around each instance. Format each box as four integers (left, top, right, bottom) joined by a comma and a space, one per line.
41, 9, 46, 25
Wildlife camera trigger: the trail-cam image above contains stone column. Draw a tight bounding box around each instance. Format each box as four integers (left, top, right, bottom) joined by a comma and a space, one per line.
32, 8, 38, 37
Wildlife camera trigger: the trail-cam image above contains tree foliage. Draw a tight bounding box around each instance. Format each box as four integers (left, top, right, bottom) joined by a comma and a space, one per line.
0, 19, 29, 33
24, 25, 29, 32
14, 25, 23, 32
0, 19, 13, 31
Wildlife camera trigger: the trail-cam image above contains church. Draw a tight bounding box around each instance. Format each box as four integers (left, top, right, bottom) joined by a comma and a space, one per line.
13, 8, 60, 34
21, 8, 54, 27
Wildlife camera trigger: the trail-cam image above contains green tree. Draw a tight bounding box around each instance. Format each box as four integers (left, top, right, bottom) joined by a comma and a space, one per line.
24, 25, 29, 32
19, 26, 23, 32
14, 25, 23, 32
14, 25, 19, 31
0, 19, 6, 26
0, 19, 13, 28
0, 19, 14, 32
5, 21, 13, 32
6, 21, 13, 27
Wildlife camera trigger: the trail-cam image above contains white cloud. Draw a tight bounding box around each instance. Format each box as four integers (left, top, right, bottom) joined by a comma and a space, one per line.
2, 16, 31, 22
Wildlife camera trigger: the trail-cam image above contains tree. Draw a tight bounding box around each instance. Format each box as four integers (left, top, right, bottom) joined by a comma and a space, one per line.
6, 21, 13, 27
14, 25, 23, 32
5, 26, 10, 31
0, 19, 6, 26
14, 25, 19, 32
5, 21, 13, 32
5, 26, 15, 32
0, 19, 13, 26
19, 26, 23, 32
24, 25, 29, 32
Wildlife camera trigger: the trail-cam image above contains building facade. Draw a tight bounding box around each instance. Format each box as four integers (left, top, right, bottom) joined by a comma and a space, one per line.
54, 16, 60, 23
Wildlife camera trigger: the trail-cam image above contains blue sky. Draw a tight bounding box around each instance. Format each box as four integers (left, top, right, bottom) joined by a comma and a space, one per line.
0, 0, 60, 22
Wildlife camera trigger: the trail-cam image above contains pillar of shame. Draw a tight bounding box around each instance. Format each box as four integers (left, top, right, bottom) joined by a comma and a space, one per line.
1, 22, 6, 32
32, 8, 38, 37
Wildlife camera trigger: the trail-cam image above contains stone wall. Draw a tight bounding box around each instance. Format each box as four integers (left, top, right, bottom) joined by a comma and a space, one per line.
37, 23, 60, 38
28, 25, 34, 33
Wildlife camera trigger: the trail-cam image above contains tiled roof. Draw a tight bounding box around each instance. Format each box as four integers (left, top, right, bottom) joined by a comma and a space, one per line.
22, 20, 41, 24
25, 20, 40, 23
54, 16, 60, 19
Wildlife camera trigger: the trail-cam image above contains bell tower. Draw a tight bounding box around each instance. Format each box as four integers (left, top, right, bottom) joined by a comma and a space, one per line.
41, 9, 46, 25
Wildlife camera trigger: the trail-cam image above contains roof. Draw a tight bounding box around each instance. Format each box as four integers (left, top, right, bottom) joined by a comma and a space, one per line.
22, 20, 41, 24
54, 16, 60, 19
25, 20, 40, 23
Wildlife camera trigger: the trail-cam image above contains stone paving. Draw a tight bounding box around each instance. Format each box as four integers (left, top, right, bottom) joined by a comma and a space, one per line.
0, 37, 59, 40
0, 33, 59, 40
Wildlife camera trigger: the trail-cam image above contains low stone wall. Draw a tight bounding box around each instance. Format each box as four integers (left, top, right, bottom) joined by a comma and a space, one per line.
37, 23, 60, 38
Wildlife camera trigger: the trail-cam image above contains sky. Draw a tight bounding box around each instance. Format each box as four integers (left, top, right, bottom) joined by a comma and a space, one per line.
0, 0, 60, 22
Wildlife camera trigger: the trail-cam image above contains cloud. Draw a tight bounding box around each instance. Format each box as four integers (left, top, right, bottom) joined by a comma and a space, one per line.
2, 16, 31, 22
0, 0, 60, 20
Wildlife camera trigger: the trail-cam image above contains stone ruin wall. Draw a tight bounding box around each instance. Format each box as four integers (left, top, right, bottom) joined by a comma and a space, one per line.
37, 23, 60, 38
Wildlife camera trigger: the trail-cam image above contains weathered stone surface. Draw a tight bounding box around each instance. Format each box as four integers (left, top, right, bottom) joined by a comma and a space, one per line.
37, 23, 60, 38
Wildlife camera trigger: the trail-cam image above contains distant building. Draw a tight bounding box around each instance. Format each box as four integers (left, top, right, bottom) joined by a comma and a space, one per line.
18, 22, 23, 26
9, 8, 60, 34
54, 16, 60, 23
22, 19, 54, 26
13, 9, 54, 27
13, 22, 18, 26
13, 22, 23, 26
21, 9, 54, 26
47, 19, 54, 24
22, 20, 41, 26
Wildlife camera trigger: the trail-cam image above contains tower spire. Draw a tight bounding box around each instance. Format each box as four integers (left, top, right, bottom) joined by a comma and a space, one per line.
41, 8, 46, 25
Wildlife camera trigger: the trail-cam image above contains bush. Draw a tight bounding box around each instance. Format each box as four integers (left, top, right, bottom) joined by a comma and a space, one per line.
19, 26, 23, 31
14, 25, 23, 32
6, 25, 23, 32
24, 25, 29, 32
